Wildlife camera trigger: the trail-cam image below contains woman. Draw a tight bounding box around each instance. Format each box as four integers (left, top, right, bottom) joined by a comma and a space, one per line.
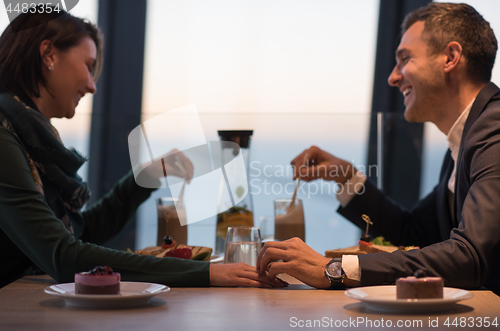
0, 10, 282, 288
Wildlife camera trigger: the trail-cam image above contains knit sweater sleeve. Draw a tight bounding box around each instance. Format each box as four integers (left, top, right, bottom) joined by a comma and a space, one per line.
0, 126, 210, 287
79, 169, 157, 245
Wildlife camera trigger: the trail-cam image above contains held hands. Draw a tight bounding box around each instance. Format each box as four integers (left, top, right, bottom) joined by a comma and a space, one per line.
291, 146, 357, 185
209, 263, 288, 288
256, 238, 331, 289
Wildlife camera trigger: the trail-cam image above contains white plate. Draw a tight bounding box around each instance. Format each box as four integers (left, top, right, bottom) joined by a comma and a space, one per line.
345, 286, 473, 313
44, 282, 170, 308
210, 255, 224, 263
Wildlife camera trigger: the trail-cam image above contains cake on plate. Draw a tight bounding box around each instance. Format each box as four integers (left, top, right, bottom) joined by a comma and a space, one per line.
396, 270, 443, 299
75, 266, 120, 295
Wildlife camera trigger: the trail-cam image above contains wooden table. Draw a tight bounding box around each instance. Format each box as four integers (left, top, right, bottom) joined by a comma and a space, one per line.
1, 274, 499, 331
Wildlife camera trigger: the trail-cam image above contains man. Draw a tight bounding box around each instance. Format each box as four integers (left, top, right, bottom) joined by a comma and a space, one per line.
257, 2, 500, 293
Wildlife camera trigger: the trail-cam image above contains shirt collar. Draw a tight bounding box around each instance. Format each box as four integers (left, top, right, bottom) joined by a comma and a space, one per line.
446, 99, 474, 155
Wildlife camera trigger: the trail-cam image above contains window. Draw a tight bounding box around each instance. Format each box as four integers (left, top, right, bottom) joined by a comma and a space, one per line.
138, 0, 379, 253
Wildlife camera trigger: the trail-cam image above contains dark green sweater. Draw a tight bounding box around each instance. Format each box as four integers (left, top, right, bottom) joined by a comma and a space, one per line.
0, 117, 209, 288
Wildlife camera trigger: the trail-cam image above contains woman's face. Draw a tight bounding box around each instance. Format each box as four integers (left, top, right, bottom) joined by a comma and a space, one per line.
43, 36, 97, 119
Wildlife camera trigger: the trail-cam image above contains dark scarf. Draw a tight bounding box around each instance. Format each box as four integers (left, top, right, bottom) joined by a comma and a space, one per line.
0, 92, 90, 237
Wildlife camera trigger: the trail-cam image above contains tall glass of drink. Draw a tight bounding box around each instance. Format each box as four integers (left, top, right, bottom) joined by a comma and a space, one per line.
274, 198, 305, 242
156, 197, 187, 246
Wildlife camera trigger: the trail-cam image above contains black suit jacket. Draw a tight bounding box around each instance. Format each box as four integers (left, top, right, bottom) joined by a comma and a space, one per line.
338, 82, 500, 294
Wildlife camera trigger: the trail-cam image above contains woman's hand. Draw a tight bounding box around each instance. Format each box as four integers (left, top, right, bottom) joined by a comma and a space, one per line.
141, 149, 194, 183
160, 149, 194, 183
257, 237, 331, 289
210, 263, 288, 288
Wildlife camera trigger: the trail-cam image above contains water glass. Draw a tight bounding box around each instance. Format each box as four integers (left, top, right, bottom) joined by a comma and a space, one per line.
259, 216, 274, 242
224, 226, 262, 266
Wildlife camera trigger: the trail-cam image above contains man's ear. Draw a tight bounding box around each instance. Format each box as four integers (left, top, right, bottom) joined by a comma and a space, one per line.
443, 41, 462, 73
39, 40, 54, 69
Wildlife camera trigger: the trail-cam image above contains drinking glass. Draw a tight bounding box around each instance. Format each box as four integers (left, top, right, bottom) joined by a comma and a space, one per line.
156, 197, 187, 246
224, 226, 262, 266
259, 216, 274, 242
274, 198, 305, 241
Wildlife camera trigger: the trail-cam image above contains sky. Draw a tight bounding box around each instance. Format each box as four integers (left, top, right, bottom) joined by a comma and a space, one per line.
1, 0, 499, 131
142, 0, 378, 117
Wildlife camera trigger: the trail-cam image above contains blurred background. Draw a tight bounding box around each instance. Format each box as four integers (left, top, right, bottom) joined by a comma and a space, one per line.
1, 0, 499, 254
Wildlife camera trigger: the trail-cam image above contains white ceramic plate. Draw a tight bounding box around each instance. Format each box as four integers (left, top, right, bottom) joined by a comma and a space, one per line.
345, 286, 473, 313
44, 282, 170, 308
210, 255, 224, 263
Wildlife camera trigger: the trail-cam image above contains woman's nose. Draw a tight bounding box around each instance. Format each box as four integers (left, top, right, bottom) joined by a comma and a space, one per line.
87, 74, 97, 94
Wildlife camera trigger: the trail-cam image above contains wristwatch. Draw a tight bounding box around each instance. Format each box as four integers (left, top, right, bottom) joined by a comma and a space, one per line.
325, 258, 345, 289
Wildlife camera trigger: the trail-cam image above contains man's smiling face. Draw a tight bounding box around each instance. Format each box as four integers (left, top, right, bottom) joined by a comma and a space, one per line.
388, 21, 445, 124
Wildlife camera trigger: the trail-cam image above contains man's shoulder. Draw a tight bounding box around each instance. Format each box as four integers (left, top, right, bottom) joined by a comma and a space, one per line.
460, 94, 500, 170
466, 94, 500, 138
483, 91, 500, 112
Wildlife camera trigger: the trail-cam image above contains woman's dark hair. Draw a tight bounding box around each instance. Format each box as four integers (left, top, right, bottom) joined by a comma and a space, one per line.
0, 10, 103, 97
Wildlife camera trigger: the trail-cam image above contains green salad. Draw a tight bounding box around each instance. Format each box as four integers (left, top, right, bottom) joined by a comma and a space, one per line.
372, 236, 393, 246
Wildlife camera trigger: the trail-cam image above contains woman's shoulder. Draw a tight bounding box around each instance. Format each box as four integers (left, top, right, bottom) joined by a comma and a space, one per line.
0, 108, 6, 124
0, 109, 20, 139
0, 115, 42, 197
0, 114, 29, 162
0, 113, 14, 135
0, 94, 19, 135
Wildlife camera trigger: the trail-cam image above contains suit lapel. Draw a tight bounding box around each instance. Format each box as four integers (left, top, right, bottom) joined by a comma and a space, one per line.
436, 150, 455, 239
453, 82, 500, 224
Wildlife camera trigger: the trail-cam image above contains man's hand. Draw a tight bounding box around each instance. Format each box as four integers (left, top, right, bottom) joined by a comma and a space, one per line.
256, 237, 331, 289
210, 263, 288, 288
291, 146, 357, 185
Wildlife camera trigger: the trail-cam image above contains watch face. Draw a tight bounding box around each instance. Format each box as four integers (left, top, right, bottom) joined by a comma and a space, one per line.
326, 262, 342, 278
